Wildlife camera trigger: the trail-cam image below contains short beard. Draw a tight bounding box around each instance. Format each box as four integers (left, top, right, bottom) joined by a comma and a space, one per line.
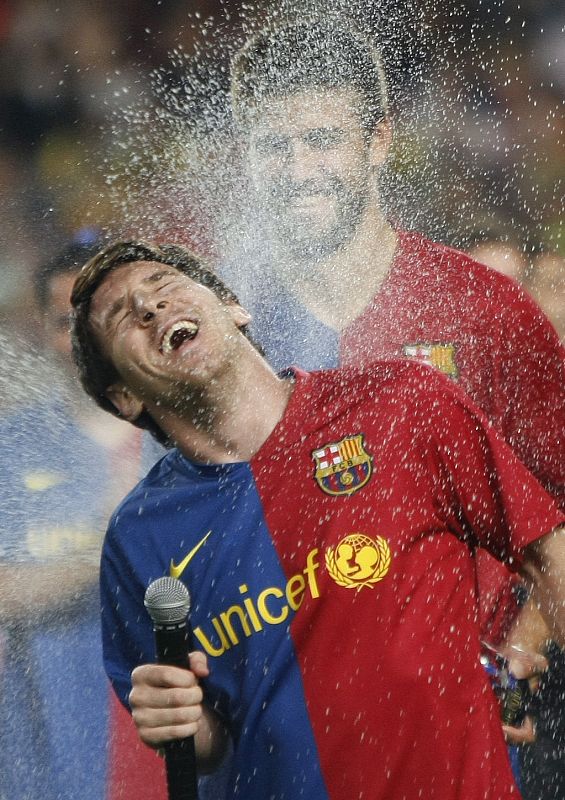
270, 175, 370, 265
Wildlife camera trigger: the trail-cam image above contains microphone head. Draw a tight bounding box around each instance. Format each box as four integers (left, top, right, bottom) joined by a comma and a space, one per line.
144, 577, 191, 625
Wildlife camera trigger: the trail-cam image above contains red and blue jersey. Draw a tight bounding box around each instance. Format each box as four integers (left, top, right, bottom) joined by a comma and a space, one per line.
101, 364, 563, 800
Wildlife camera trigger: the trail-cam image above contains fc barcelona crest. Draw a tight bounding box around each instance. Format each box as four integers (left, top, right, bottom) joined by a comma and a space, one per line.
312, 434, 373, 497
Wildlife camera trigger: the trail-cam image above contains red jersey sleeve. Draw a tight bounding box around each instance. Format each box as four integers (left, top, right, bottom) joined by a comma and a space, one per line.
417, 386, 564, 568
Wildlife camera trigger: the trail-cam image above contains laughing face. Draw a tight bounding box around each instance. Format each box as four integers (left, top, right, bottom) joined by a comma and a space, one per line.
88, 260, 251, 420
247, 87, 388, 264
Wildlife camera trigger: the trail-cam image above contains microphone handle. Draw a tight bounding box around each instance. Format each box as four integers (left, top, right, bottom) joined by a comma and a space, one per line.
155, 623, 198, 800
154, 624, 192, 669
164, 740, 198, 800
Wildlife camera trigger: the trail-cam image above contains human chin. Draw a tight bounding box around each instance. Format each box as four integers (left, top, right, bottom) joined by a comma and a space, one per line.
273, 192, 338, 243
281, 222, 351, 262
280, 198, 365, 261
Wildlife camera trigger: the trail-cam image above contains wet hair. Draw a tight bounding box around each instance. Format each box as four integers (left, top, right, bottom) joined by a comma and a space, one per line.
34, 228, 105, 312
70, 240, 252, 445
231, 17, 389, 137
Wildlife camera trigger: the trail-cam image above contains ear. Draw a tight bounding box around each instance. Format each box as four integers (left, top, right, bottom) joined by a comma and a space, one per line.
227, 303, 252, 330
105, 383, 145, 422
368, 118, 393, 168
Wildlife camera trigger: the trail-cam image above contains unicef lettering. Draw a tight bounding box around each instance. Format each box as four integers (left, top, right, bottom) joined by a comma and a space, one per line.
193, 548, 320, 657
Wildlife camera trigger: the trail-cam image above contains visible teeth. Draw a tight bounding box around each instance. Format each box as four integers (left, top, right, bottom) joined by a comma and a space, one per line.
161, 320, 199, 353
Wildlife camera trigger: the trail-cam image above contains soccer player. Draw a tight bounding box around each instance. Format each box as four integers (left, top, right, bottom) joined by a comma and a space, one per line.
228, 19, 565, 737
70, 239, 565, 800
231, 16, 564, 515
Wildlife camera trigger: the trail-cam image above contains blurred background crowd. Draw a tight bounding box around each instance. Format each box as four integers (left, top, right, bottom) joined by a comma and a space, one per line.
0, 0, 563, 375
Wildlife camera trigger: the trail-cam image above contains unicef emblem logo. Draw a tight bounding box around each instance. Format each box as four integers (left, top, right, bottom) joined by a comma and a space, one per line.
325, 533, 391, 590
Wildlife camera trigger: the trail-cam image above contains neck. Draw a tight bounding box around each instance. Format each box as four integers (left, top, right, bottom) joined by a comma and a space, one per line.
151, 349, 293, 464
281, 204, 397, 331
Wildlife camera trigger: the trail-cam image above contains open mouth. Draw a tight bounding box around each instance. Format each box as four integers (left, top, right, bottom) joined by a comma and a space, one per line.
160, 320, 199, 354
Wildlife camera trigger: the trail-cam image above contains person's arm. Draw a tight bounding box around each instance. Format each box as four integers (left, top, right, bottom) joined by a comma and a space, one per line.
129, 651, 229, 774
496, 599, 549, 744
520, 526, 565, 648
501, 593, 552, 681
498, 536, 565, 745
0, 562, 98, 624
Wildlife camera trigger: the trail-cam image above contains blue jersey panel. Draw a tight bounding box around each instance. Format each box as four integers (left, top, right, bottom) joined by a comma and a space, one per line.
247, 280, 340, 372
101, 452, 330, 800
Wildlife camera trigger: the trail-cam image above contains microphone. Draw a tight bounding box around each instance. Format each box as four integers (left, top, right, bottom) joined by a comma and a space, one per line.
144, 577, 198, 800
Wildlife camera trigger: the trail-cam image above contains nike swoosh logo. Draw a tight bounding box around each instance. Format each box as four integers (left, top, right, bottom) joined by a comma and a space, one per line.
170, 530, 213, 579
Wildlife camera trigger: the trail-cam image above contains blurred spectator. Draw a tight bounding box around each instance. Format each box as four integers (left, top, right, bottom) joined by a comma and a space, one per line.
526, 251, 565, 341
466, 230, 528, 283
0, 230, 159, 800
